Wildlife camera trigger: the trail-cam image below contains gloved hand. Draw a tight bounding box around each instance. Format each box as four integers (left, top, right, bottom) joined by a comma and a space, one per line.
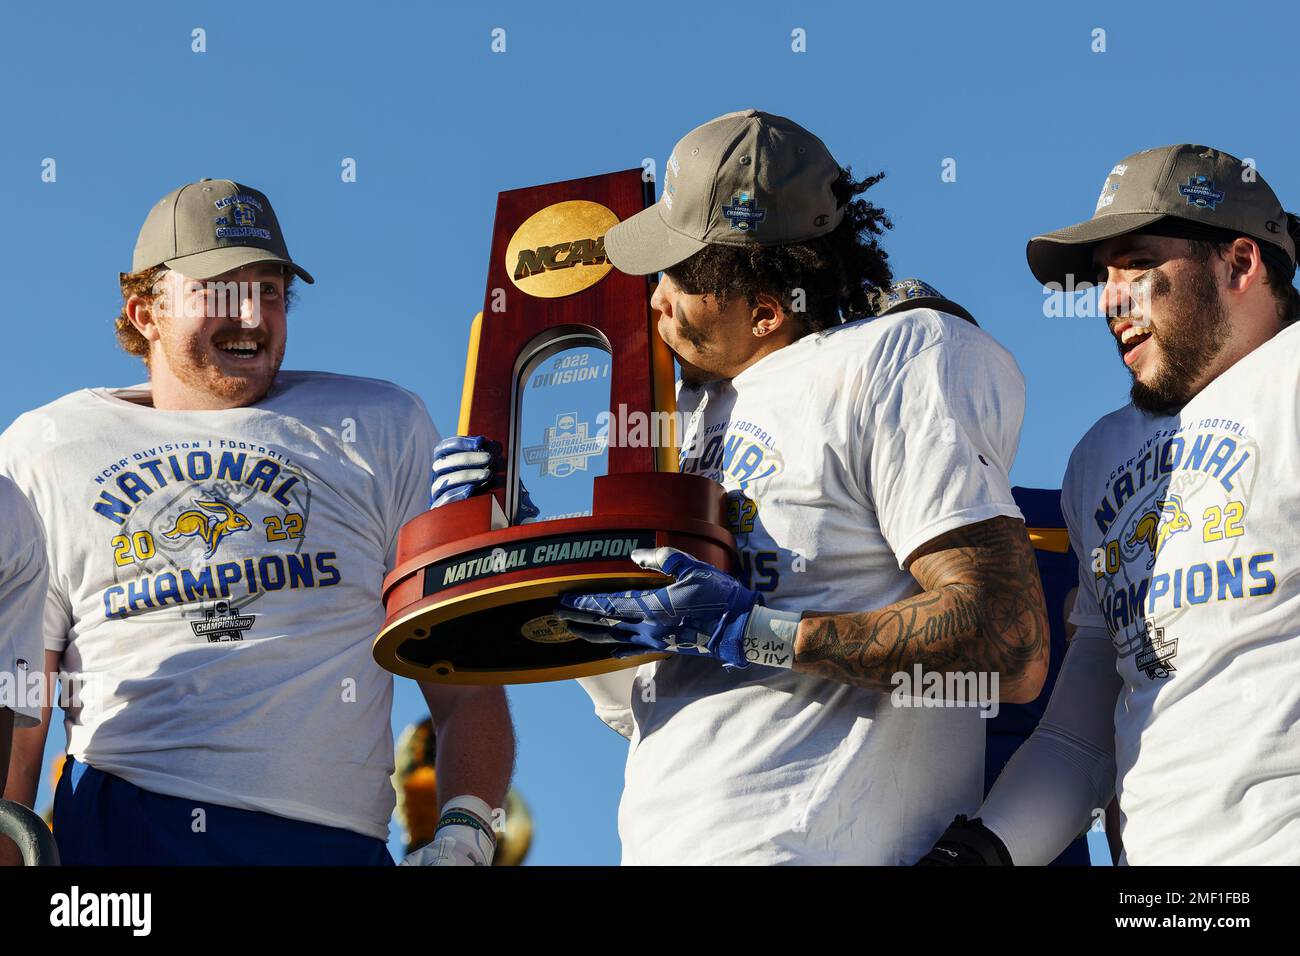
429, 435, 539, 520
914, 815, 1013, 866
400, 795, 497, 866
430, 435, 495, 508
555, 547, 781, 668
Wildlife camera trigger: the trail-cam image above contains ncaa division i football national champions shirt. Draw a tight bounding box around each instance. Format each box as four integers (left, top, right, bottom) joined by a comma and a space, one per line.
613, 309, 1027, 865
0, 371, 438, 839
1062, 321, 1300, 864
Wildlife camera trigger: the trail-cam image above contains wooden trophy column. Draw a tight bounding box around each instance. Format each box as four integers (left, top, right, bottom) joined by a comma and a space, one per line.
374, 169, 736, 684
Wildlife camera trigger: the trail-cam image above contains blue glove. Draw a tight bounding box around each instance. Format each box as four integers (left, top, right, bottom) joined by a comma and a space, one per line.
555, 547, 762, 667
430, 435, 540, 520
430, 435, 494, 508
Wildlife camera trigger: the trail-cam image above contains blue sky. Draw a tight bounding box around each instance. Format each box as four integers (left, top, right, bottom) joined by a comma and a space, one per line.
3, 0, 1296, 864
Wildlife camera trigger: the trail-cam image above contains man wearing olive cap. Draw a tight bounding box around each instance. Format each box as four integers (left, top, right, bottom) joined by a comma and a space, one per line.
0, 179, 514, 865
435, 110, 1049, 865
532, 109, 1050, 864
920, 144, 1300, 865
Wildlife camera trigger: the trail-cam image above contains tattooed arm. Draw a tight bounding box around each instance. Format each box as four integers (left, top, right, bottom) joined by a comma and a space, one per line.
793, 515, 1049, 703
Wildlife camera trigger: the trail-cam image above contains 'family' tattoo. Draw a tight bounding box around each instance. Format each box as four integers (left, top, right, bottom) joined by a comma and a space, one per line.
793, 516, 1049, 695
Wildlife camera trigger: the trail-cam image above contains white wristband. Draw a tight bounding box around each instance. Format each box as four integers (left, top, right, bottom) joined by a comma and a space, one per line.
742, 606, 801, 669
424, 794, 497, 866
436, 795, 496, 839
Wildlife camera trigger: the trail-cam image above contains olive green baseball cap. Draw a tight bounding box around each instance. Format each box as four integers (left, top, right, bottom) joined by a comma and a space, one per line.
1027, 144, 1295, 287
131, 178, 314, 283
604, 109, 846, 275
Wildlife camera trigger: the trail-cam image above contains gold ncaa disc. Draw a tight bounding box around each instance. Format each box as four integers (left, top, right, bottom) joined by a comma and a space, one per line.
505, 200, 619, 298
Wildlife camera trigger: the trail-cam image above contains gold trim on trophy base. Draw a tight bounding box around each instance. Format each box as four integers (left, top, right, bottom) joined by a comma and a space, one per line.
373, 569, 670, 684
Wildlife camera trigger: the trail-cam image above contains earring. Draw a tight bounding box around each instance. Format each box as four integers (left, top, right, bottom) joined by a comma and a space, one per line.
752, 327, 764, 336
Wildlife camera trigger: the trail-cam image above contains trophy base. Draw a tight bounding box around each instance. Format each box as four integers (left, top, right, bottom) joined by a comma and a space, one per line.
376, 571, 670, 684
374, 473, 736, 684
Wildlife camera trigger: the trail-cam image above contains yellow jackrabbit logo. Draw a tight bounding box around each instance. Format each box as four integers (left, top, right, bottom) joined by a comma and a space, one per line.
161, 499, 252, 557
1127, 494, 1191, 564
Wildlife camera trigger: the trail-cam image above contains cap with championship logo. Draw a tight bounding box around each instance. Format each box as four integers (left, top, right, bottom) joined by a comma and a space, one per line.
604, 109, 846, 275
1026, 144, 1296, 288
130, 178, 315, 283
877, 278, 979, 326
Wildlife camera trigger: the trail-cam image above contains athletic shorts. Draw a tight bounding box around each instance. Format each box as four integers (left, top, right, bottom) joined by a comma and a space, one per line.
52, 756, 394, 866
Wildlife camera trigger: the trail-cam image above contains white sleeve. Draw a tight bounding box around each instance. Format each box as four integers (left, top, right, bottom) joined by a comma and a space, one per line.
977, 460, 1121, 864
42, 582, 72, 653
1061, 457, 1108, 631
0, 418, 73, 655
0, 477, 50, 728
575, 670, 637, 740
977, 628, 1121, 864
864, 324, 1026, 566
385, 394, 441, 570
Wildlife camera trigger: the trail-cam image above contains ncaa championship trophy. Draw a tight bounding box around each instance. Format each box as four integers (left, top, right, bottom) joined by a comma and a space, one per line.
374, 169, 737, 684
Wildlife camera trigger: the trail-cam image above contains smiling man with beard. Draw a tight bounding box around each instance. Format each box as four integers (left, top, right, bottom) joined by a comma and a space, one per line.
0, 180, 513, 866
918, 145, 1300, 865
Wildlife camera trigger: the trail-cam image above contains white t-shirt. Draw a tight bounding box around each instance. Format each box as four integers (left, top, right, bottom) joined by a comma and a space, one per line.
1062, 323, 1300, 864
0, 371, 437, 840
603, 310, 1026, 864
0, 474, 48, 729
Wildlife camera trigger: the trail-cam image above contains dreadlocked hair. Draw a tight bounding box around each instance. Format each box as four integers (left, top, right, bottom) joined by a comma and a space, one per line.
663, 167, 894, 335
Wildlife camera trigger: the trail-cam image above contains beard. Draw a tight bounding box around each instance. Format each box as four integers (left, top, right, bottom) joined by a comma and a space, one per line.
1128, 265, 1230, 416
661, 314, 722, 386
678, 357, 715, 387
157, 325, 285, 405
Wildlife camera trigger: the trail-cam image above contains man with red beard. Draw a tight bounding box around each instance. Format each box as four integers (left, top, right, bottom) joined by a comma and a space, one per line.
0, 180, 513, 865
919, 145, 1300, 865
